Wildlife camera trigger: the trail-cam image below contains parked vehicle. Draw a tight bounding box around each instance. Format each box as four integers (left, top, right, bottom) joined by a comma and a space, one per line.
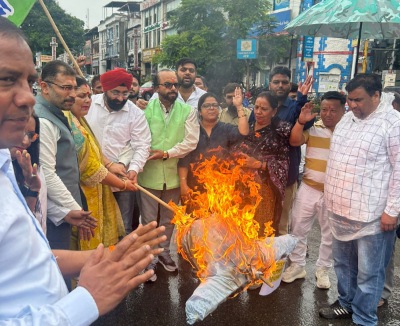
139, 81, 155, 101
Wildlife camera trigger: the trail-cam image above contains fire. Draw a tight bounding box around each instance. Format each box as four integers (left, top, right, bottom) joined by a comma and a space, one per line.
171, 155, 277, 288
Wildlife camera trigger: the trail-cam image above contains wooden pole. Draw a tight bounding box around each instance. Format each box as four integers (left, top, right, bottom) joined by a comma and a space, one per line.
134, 184, 175, 213
38, 0, 84, 77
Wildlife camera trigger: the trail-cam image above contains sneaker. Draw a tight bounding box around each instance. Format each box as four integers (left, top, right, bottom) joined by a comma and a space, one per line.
319, 300, 352, 319
144, 260, 157, 283
282, 264, 306, 283
159, 254, 178, 272
316, 268, 331, 289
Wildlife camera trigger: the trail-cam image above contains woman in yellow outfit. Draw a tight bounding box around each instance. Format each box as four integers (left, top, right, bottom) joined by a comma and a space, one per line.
65, 77, 137, 250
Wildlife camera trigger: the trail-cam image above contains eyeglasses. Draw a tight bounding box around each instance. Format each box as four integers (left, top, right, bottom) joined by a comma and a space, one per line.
271, 80, 290, 85
24, 131, 39, 142
158, 82, 180, 89
109, 90, 130, 98
132, 82, 139, 87
179, 67, 196, 73
45, 81, 78, 92
225, 95, 234, 100
201, 103, 220, 109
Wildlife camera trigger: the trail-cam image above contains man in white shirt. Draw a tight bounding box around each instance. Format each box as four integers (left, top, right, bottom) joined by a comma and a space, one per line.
319, 74, 400, 325
0, 16, 164, 325
86, 68, 151, 234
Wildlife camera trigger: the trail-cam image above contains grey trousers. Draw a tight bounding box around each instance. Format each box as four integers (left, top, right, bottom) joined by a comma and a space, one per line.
113, 190, 138, 235
138, 185, 180, 256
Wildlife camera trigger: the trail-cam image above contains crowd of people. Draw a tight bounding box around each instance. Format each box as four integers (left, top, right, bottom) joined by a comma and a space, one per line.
1, 15, 399, 326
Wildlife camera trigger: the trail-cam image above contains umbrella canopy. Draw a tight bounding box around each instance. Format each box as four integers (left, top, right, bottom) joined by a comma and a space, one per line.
285, 0, 400, 39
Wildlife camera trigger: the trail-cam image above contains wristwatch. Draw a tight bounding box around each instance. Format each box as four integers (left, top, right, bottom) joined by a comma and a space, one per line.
20, 184, 39, 198
162, 151, 169, 161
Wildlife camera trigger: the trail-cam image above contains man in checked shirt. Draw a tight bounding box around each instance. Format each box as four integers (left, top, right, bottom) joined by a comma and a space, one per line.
319, 74, 400, 326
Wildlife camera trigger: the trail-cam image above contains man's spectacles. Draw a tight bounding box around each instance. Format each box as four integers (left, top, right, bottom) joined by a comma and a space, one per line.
159, 82, 180, 89
110, 90, 130, 98
225, 95, 234, 100
25, 131, 39, 142
45, 81, 78, 92
271, 80, 290, 85
201, 103, 220, 109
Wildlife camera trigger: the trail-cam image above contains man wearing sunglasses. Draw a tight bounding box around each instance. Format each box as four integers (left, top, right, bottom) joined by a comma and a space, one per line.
138, 69, 200, 281
149, 58, 206, 109
86, 68, 151, 235
35, 60, 97, 255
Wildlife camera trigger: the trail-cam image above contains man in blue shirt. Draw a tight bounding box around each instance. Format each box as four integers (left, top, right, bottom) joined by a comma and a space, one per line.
249, 67, 314, 235
0, 17, 165, 325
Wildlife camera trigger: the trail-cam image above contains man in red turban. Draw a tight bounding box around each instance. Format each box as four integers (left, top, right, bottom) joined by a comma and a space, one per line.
86, 68, 151, 236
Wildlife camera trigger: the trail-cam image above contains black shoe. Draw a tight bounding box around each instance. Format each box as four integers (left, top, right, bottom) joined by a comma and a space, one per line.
377, 298, 387, 308
319, 300, 352, 319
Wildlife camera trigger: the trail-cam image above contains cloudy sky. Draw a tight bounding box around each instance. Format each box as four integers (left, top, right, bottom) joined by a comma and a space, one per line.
57, 0, 116, 28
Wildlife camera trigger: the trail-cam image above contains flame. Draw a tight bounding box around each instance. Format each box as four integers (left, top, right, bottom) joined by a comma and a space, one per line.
171, 155, 277, 288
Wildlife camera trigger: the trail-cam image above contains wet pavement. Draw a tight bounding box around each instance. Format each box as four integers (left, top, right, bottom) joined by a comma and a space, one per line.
94, 226, 400, 326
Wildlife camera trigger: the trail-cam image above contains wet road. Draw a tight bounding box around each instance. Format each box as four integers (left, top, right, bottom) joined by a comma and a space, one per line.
94, 226, 400, 326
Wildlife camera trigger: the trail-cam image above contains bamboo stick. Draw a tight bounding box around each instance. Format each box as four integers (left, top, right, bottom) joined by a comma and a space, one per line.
134, 183, 175, 213
38, 0, 84, 77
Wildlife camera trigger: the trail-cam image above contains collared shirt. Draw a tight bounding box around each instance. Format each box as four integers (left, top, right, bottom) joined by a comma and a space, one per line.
150, 86, 207, 109
325, 93, 400, 240
302, 120, 332, 192
219, 106, 252, 125
0, 149, 98, 325
39, 118, 82, 213
86, 94, 151, 174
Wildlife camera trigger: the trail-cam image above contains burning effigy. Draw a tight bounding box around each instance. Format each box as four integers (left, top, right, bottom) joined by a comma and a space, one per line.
170, 155, 297, 324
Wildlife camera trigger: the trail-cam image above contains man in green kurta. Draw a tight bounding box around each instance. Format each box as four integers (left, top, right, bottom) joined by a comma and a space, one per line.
138, 69, 199, 281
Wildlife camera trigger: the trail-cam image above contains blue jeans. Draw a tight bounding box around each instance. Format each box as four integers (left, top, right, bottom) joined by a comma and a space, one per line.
332, 231, 396, 326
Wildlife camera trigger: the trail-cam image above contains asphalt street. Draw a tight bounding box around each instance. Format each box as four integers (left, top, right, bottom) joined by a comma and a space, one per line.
94, 225, 400, 326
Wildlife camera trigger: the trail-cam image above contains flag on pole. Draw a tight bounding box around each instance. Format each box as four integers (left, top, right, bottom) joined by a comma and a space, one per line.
0, 0, 36, 26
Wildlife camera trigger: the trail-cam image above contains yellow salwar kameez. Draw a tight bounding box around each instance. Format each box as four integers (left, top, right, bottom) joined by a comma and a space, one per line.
65, 111, 125, 250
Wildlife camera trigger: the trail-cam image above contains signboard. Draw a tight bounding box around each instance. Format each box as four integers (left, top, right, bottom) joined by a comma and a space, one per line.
302, 36, 314, 62
41, 55, 53, 63
142, 47, 160, 63
383, 70, 397, 88
274, 0, 290, 10
270, 9, 291, 34
318, 73, 340, 92
237, 39, 258, 59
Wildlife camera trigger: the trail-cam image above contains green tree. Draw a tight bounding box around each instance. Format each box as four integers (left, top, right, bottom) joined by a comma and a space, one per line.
153, 0, 276, 94
21, 0, 85, 58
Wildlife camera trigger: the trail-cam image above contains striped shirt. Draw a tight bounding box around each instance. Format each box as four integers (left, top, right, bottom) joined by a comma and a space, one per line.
302, 120, 332, 192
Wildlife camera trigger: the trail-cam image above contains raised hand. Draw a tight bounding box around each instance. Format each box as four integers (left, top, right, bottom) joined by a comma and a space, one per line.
233, 87, 244, 109
298, 102, 318, 124
15, 150, 41, 192
298, 76, 314, 96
